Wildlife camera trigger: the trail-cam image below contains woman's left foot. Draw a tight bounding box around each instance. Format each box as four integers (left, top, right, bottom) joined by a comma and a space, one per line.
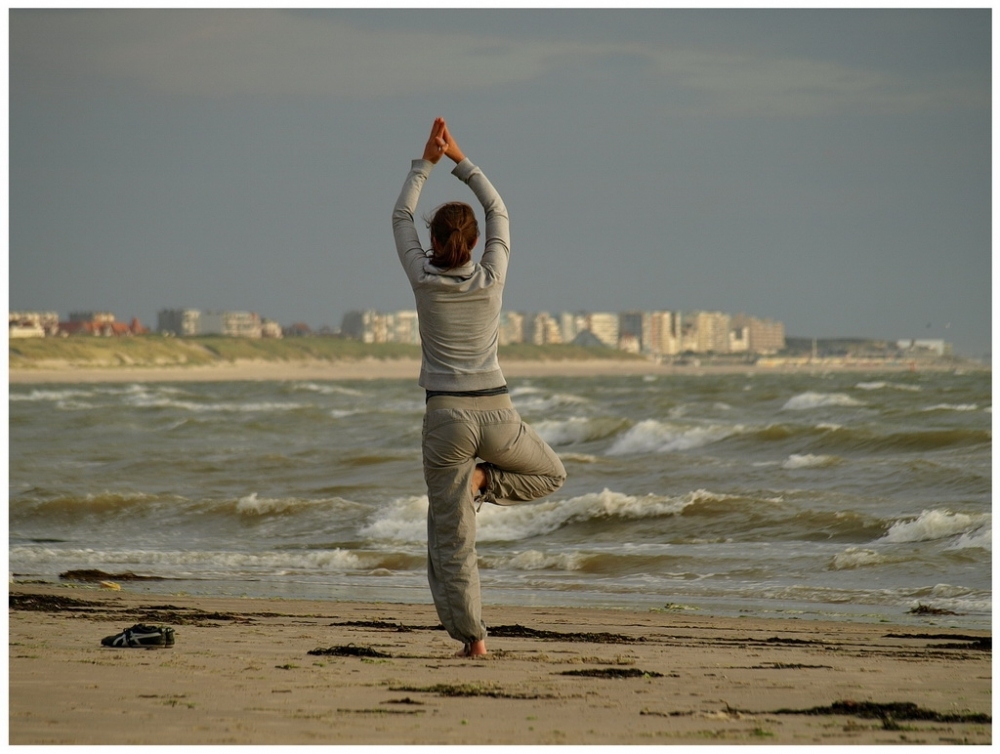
455, 639, 487, 657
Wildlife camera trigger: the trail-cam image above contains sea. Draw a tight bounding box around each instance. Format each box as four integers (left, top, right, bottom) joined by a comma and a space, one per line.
8, 369, 992, 630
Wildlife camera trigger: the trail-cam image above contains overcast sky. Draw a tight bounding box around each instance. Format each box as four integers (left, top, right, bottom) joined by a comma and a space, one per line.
8, 9, 992, 356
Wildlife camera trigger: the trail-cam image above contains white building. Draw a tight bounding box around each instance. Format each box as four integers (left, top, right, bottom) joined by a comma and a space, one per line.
498, 311, 525, 345
586, 312, 620, 348
158, 309, 202, 336
202, 311, 263, 338
9, 311, 59, 338
527, 312, 562, 345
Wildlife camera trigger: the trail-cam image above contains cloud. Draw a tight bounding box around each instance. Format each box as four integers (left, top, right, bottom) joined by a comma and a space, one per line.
12, 10, 557, 98
12, 9, 987, 117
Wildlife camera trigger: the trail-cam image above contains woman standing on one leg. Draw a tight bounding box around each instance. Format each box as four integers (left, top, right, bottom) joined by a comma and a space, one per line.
392, 118, 566, 658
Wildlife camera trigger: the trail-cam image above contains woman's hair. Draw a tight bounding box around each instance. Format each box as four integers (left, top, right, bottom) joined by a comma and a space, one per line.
426, 202, 478, 269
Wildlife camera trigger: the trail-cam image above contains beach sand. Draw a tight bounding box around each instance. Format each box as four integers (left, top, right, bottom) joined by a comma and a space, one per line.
9, 584, 991, 745
8, 356, 960, 384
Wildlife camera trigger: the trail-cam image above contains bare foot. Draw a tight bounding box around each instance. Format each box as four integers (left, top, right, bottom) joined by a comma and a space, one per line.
471, 464, 487, 496
455, 639, 487, 658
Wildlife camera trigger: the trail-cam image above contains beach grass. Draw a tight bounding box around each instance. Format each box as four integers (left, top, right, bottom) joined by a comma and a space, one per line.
9, 335, 646, 369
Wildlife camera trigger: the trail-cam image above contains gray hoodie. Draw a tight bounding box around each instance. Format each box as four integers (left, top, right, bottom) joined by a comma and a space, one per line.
392, 158, 511, 391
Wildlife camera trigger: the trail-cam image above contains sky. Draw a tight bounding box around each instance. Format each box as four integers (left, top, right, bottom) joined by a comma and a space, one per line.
8, 8, 993, 357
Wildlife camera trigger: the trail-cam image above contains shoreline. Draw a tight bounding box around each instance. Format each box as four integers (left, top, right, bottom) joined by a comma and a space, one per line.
8, 356, 981, 384
8, 584, 991, 745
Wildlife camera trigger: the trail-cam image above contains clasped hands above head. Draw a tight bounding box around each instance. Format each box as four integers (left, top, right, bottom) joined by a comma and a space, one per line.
422, 117, 466, 165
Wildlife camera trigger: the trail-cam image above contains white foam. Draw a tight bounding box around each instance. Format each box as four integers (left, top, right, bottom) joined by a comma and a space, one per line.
293, 382, 365, 396
830, 548, 888, 569
356, 489, 694, 545
921, 404, 979, 412
782, 453, 840, 469
124, 393, 305, 413
236, 493, 303, 516
781, 392, 865, 410
476, 489, 693, 543
513, 391, 590, 413
10, 388, 93, 402
491, 550, 586, 571
856, 381, 921, 392
950, 525, 992, 551
880, 509, 991, 545
8, 545, 364, 573
358, 495, 429, 542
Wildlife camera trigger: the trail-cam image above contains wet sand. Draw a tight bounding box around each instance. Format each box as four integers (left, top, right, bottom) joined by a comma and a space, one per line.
8, 584, 991, 745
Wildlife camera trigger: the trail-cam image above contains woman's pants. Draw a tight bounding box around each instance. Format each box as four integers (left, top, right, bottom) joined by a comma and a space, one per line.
422, 393, 567, 644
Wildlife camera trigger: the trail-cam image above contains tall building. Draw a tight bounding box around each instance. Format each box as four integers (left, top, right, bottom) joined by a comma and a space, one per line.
498, 311, 525, 345
619, 311, 645, 351
647, 311, 681, 355
586, 312, 620, 348
558, 312, 584, 345
732, 313, 785, 355
341, 310, 421, 344
687, 311, 731, 353
526, 312, 562, 345
393, 310, 421, 345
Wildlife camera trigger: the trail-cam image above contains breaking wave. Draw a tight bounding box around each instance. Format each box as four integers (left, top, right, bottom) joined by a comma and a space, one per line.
606, 419, 741, 455
879, 509, 991, 549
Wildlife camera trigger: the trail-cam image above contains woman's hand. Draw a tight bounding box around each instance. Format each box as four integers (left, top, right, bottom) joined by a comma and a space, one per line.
439, 121, 466, 164
422, 117, 447, 164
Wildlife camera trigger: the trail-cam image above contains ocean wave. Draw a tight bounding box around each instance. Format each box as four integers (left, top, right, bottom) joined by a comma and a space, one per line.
10, 388, 94, 402
920, 403, 980, 412
292, 382, 365, 396
236, 492, 326, 516
806, 426, 990, 454
10, 490, 173, 517
357, 489, 696, 545
8, 545, 367, 574
358, 495, 429, 542
855, 381, 921, 392
782, 453, 841, 469
830, 547, 891, 570
879, 509, 991, 548
781, 392, 865, 410
488, 550, 587, 571
558, 453, 602, 464
513, 391, 590, 413
606, 419, 741, 455
124, 392, 306, 413
533, 416, 628, 446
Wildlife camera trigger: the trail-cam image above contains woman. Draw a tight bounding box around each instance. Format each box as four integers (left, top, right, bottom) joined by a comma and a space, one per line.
392, 118, 566, 657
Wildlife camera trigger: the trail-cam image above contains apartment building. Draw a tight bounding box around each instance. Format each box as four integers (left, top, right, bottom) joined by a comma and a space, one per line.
498, 311, 525, 346
341, 310, 421, 345
646, 311, 682, 356
158, 309, 201, 336
526, 312, 562, 345
158, 308, 277, 338
339, 307, 787, 357
732, 313, 786, 355
586, 312, 620, 348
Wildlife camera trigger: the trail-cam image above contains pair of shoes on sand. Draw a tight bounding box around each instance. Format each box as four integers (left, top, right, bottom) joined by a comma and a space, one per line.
101, 623, 175, 648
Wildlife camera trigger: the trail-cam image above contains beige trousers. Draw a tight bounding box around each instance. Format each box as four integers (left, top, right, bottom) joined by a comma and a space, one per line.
422, 393, 567, 643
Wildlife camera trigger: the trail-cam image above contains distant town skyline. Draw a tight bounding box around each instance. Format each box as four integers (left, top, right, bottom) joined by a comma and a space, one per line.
9, 10, 991, 357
